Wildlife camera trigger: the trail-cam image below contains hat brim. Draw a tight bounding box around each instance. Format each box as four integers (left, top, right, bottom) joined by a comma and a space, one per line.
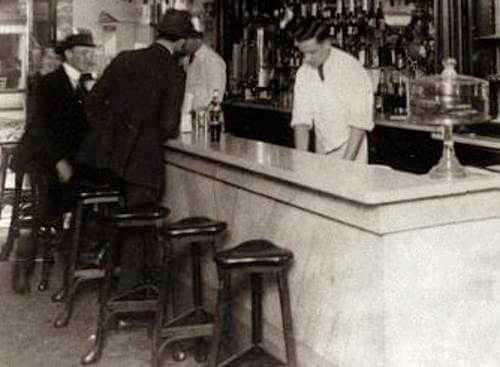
154, 25, 203, 39
190, 30, 204, 38
61, 42, 96, 51
69, 42, 96, 48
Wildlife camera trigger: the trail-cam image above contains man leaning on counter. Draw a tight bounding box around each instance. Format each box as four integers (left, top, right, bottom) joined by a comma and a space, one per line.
290, 18, 374, 162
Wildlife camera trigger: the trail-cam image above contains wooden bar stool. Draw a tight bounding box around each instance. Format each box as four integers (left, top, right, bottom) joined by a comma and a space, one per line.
3, 167, 32, 262
82, 205, 170, 365
0, 143, 30, 261
0, 142, 18, 222
152, 217, 227, 367
9, 168, 56, 293
207, 239, 296, 367
53, 182, 121, 328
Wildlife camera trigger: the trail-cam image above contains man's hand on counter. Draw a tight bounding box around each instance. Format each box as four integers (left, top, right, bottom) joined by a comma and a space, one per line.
293, 125, 310, 151
342, 127, 365, 161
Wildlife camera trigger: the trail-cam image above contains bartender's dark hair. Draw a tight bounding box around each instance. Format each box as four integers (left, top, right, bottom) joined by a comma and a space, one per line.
290, 18, 330, 43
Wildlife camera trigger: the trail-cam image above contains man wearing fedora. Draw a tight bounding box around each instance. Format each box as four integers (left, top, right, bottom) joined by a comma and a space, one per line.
11, 32, 97, 293
81, 9, 195, 292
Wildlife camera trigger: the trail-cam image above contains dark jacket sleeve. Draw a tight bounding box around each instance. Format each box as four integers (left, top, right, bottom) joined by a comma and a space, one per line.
10, 76, 42, 172
159, 65, 185, 140
13, 76, 56, 169
84, 54, 124, 130
79, 54, 125, 167
28, 78, 68, 167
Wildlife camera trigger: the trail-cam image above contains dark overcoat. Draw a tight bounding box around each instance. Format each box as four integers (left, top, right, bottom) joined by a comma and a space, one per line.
80, 43, 185, 199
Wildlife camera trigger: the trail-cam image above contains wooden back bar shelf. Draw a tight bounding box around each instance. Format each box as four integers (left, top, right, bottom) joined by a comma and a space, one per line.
219, 0, 500, 173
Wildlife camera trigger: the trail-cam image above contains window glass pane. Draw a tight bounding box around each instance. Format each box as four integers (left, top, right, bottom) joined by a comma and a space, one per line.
0, 0, 26, 91
0, 34, 22, 89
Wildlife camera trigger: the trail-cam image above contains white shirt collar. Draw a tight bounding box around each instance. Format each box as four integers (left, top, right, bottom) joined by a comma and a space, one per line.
194, 44, 207, 58
156, 41, 174, 56
62, 62, 81, 89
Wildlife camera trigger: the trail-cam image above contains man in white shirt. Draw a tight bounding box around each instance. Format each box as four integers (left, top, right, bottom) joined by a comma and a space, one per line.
184, 32, 227, 110
290, 19, 374, 162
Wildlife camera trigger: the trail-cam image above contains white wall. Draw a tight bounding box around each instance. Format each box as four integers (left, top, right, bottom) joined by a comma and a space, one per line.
73, 0, 143, 46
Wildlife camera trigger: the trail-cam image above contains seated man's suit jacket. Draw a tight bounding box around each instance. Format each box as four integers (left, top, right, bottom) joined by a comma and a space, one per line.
13, 66, 89, 172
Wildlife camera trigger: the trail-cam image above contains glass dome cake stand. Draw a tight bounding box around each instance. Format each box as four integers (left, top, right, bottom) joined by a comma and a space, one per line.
409, 58, 491, 179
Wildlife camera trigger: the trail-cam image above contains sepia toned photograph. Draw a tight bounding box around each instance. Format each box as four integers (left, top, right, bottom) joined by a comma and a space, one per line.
0, 0, 499, 366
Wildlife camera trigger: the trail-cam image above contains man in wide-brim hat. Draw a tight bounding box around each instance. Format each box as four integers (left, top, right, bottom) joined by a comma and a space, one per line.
58, 32, 96, 75
10, 31, 97, 294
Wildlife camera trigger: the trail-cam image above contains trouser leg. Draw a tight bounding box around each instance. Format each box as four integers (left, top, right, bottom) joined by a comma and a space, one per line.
117, 182, 159, 292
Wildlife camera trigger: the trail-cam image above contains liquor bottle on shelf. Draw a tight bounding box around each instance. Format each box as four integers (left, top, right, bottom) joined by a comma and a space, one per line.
384, 70, 395, 115
271, 8, 283, 68
311, 0, 319, 19
375, 68, 387, 116
394, 72, 408, 116
375, 0, 385, 32
370, 41, 380, 68
367, 0, 376, 32
357, 0, 369, 37
241, 11, 249, 86
358, 38, 368, 67
334, 12, 344, 49
336, 0, 343, 16
299, 0, 308, 21
323, 1, 333, 21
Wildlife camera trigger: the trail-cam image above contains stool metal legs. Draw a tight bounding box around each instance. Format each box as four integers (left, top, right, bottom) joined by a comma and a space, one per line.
54, 202, 83, 327
151, 239, 173, 367
37, 237, 54, 291
82, 230, 119, 365
277, 269, 297, 367
152, 240, 219, 367
207, 270, 231, 367
191, 242, 209, 363
251, 273, 263, 346
208, 268, 296, 367
0, 170, 24, 261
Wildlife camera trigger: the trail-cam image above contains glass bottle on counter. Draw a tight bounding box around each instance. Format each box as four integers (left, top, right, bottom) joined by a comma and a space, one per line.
207, 89, 224, 142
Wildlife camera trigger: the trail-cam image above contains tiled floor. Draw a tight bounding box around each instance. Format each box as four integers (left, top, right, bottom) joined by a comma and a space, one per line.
0, 213, 205, 367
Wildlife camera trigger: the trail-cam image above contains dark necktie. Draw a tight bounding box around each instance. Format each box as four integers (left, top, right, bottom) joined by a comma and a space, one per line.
76, 74, 91, 101
318, 64, 325, 82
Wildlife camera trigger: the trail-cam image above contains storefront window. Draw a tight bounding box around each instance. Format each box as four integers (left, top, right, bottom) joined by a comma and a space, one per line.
0, 34, 23, 89
0, 0, 27, 91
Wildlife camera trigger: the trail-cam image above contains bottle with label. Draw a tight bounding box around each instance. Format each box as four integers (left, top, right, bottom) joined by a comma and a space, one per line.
207, 89, 224, 142
375, 68, 387, 116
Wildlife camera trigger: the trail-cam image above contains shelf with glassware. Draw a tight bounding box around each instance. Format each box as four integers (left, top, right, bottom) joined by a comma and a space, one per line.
472, 0, 500, 123
225, 0, 436, 121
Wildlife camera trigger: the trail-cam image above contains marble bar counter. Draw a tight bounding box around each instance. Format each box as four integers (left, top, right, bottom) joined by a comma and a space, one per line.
163, 133, 500, 367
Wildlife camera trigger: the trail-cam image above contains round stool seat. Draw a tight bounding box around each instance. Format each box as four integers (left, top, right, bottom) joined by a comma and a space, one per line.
166, 217, 227, 238
113, 205, 170, 227
77, 187, 121, 200
73, 180, 122, 206
215, 239, 293, 270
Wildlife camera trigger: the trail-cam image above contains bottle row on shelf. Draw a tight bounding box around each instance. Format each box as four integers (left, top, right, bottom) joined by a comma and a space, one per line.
229, 0, 435, 107
230, 66, 411, 120
375, 67, 409, 118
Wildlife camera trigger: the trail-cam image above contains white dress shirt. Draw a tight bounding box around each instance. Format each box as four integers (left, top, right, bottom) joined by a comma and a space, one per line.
185, 44, 227, 110
62, 62, 81, 90
291, 47, 374, 155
